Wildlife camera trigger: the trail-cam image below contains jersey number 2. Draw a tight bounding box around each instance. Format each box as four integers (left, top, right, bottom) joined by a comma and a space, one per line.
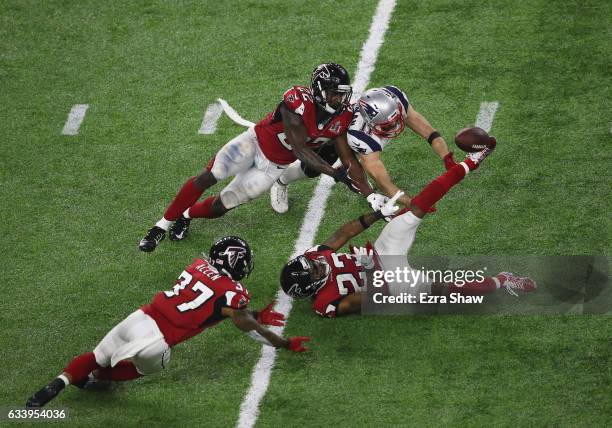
164, 270, 215, 312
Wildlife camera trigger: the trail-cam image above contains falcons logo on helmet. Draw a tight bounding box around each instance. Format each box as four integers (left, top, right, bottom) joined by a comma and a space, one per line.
221, 246, 247, 268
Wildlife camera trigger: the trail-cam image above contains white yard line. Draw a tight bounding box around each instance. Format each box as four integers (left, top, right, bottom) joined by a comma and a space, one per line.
199, 102, 224, 134
475, 101, 499, 132
61, 104, 89, 135
235, 1, 397, 427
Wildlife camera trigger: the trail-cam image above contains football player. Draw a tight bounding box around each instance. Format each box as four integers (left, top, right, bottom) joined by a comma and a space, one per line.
270, 85, 456, 213
139, 63, 377, 252
280, 143, 536, 318
26, 236, 310, 408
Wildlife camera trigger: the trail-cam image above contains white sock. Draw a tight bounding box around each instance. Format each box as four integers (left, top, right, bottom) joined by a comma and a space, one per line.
155, 218, 173, 231
374, 211, 422, 256
182, 208, 191, 219
278, 161, 307, 185
491, 276, 501, 289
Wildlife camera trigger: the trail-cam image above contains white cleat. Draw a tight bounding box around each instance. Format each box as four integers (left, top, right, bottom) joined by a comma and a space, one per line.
270, 181, 289, 214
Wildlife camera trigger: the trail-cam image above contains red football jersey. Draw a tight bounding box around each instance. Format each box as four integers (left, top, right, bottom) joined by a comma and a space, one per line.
254, 86, 355, 165
308, 246, 367, 318
142, 259, 250, 346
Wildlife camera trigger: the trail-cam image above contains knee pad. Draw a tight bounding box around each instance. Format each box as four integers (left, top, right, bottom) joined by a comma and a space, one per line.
220, 188, 246, 209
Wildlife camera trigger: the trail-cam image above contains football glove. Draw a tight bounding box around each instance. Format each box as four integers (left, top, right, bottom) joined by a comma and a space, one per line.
366, 193, 389, 211
287, 336, 311, 352
334, 167, 361, 194
350, 245, 375, 269
379, 190, 403, 219
256, 301, 285, 327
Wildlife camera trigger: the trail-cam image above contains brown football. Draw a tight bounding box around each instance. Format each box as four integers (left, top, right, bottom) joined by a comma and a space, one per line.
454, 127, 495, 152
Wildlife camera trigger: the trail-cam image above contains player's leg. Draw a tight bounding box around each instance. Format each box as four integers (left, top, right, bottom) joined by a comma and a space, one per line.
139, 129, 258, 250
26, 310, 167, 407
374, 146, 494, 257
271, 144, 339, 213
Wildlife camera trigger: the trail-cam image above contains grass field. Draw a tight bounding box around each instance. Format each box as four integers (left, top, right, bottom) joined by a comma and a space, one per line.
1, 0, 610, 426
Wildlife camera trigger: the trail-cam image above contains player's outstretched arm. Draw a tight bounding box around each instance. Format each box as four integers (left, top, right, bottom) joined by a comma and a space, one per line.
321, 191, 403, 251
280, 104, 338, 178
406, 105, 450, 159
223, 307, 310, 352
359, 151, 412, 207
334, 134, 373, 195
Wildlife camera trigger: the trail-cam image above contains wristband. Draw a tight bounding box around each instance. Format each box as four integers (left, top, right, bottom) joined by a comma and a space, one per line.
427, 131, 441, 145
358, 215, 370, 229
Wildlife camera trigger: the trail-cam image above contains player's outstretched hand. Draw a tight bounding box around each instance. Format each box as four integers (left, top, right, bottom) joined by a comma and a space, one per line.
287, 336, 311, 352
257, 301, 286, 327
351, 245, 375, 269
367, 193, 389, 211
379, 190, 403, 219
334, 167, 360, 194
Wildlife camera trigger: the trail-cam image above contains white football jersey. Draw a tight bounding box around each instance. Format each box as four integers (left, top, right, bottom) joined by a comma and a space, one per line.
347, 85, 410, 155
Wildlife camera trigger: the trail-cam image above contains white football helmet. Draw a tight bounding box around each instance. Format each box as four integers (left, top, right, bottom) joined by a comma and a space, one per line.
358, 87, 408, 138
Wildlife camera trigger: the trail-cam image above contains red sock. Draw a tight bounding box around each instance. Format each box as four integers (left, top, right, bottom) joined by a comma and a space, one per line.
446, 277, 498, 295
188, 196, 224, 219
95, 361, 142, 381
163, 177, 204, 221
411, 163, 467, 213
64, 352, 100, 384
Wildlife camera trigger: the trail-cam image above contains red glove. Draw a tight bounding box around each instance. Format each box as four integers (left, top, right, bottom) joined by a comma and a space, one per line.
256, 301, 285, 327
443, 152, 457, 171
287, 336, 311, 352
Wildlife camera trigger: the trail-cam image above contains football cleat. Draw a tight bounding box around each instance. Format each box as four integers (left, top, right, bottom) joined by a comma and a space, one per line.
497, 272, 537, 296
169, 215, 191, 241
465, 139, 497, 170
138, 226, 166, 252
270, 181, 289, 214
26, 379, 65, 408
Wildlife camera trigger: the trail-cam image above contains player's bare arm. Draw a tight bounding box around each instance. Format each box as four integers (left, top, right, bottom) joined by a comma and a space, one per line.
359, 151, 412, 207
321, 192, 403, 251
336, 292, 363, 316
280, 103, 338, 178
334, 134, 373, 195
225, 307, 310, 352
405, 104, 450, 159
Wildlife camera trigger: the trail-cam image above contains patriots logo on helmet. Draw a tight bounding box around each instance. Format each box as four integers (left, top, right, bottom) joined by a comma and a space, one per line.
359, 99, 378, 121
221, 246, 247, 268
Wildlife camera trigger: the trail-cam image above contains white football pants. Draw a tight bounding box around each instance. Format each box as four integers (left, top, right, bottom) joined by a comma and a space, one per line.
209, 127, 287, 209
374, 211, 432, 295
93, 310, 171, 375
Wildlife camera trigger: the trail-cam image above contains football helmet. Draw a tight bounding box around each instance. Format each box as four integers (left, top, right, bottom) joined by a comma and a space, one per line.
358, 87, 406, 138
209, 236, 254, 281
311, 63, 353, 114
280, 255, 330, 298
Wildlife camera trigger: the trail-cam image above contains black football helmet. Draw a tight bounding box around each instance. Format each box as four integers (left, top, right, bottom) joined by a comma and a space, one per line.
280, 255, 330, 299
209, 236, 254, 281
311, 63, 353, 114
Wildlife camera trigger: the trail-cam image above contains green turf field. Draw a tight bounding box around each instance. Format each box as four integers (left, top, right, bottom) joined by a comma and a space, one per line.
1, 0, 610, 426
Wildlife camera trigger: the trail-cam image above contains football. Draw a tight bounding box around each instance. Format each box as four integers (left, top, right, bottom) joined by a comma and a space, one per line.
454, 127, 496, 152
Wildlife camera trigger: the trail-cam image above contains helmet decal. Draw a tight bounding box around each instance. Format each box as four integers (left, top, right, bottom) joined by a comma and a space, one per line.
220, 246, 247, 269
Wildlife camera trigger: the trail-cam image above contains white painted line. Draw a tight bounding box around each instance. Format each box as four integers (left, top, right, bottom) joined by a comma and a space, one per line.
61, 104, 89, 135
236, 1, 397, 427
475, 101, 499, 132
218, 98, 255, 127
199, 102, 223, 134
351, 0, 397, 99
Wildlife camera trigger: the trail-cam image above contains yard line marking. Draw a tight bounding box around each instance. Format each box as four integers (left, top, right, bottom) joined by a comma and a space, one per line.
218, 98, 255, 127
199, 102, 223, 134
61, 104, 89, 135
475, 101, 499, 132
236, 1, 397, 427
